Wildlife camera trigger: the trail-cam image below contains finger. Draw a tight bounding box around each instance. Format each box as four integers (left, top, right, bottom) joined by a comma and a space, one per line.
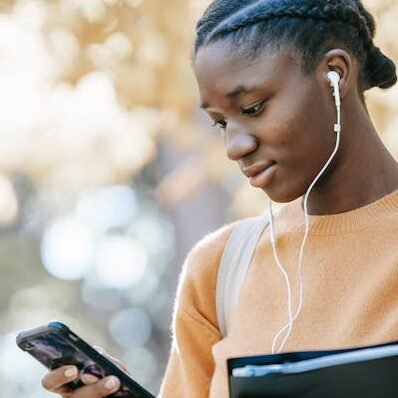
81, 373, 99, 385
93, 345, 105, 354
104, 353, 130, 374
42, 365, 79, 392
70, 376, 121, 398
93, 346, 130, 374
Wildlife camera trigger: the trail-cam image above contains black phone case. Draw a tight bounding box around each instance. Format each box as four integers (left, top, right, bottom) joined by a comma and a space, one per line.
16, 321, 155, 398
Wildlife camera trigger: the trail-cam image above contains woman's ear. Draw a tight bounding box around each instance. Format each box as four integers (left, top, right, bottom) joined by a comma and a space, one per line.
317, 49, 355, 100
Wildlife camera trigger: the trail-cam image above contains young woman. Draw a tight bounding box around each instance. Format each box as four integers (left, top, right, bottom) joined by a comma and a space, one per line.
42, 0, 398, 397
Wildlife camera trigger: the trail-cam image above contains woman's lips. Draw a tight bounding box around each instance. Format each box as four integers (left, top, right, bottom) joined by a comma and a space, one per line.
242, 162, 277, 188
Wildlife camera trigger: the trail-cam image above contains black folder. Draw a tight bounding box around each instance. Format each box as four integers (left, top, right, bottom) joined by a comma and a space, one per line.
228, 340, 398, 397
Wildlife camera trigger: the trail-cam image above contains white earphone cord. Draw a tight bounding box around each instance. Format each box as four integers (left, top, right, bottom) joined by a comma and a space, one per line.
270, 83, 341, 354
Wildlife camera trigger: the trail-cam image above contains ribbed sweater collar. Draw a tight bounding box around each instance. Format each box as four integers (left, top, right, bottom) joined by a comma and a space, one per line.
275, 188, 398, 236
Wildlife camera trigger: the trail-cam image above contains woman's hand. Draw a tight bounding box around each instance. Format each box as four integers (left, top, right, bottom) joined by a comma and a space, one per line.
41, 348, 128, 397
41, 365, 121, 397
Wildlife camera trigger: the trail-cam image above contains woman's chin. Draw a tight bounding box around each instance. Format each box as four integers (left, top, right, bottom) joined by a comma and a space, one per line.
262, 185, 304, 204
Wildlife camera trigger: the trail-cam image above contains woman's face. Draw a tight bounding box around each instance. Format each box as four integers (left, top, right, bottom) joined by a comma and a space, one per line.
195, 39, 338, 203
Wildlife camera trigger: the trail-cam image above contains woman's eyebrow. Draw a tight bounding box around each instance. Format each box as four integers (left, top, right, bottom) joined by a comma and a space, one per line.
200, 85, 254, 109
226, 85, 250, 99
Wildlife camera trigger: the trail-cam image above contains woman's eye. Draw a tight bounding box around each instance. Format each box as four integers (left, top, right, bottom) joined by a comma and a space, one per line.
212, 119, 227, 129
242, 101, 265, 116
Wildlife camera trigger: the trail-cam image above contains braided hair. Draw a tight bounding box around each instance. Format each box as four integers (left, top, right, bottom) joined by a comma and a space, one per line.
195, 0, 397, 91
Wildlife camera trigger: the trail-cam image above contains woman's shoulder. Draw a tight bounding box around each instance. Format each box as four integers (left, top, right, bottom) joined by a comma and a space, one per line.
174, 221, 240, 328
183, 220, 239, 276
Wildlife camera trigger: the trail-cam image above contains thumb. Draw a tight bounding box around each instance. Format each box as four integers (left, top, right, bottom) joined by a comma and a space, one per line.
93, 345, 130, 375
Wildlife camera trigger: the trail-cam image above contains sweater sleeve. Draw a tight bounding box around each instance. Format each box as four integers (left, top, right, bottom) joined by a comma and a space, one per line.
158, 223, 236, 398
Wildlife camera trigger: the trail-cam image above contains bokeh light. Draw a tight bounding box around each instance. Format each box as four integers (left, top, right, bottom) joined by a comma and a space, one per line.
95, 236, 148, 289
109, 308, 152, 348
76, 185, 138, 233
41, 217, 96, 280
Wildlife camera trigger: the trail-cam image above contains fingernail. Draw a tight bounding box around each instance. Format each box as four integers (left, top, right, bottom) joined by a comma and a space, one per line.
105, 376, 119, 390
65, 366, 77, 378
81, 373, 99, 384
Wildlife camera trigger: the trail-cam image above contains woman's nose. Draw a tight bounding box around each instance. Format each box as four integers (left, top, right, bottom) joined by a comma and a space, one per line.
225, 122, 258, 161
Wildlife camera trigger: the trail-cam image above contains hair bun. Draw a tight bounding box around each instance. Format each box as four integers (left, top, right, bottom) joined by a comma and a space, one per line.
365, 46, 397, 90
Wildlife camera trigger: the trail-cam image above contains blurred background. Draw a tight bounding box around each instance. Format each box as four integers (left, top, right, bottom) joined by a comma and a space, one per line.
0, 0, 397, 396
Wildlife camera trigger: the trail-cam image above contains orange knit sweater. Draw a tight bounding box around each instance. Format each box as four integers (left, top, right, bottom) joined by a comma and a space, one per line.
159, 189, 398, 398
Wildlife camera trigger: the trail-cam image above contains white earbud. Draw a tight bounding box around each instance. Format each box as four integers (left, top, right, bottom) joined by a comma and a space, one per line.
327, 71, 341, 134
327, 70, 340, 84
327, 71, 341, 108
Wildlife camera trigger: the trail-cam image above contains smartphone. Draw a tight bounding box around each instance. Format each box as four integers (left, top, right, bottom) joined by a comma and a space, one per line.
16, 321, 155, 398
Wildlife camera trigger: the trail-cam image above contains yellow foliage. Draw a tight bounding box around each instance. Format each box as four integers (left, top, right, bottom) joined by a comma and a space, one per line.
0, 0, 397, 216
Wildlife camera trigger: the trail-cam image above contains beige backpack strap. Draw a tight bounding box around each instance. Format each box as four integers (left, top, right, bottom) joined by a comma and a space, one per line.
216, 216, 269, 338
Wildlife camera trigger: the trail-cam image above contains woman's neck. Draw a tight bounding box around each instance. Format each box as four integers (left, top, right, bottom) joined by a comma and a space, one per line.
307, 107, 398, 216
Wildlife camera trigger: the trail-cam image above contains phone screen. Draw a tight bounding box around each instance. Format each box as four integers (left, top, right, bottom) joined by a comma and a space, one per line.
17, 322, 154, 398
